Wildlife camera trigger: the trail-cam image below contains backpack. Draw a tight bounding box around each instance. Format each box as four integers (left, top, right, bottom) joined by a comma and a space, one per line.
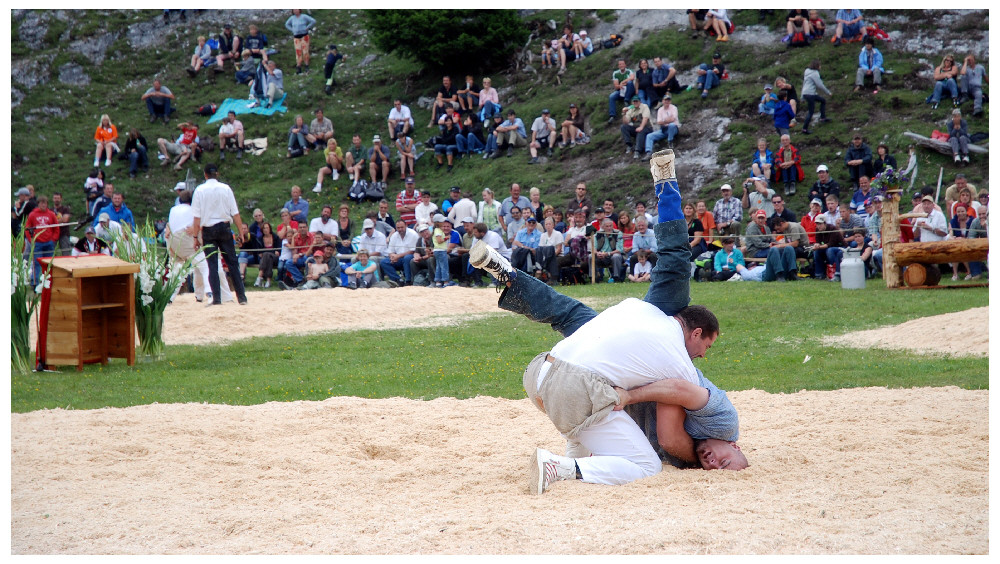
348, 180, 368, 202
364, 182, 385, 201
197, 136, 215, 152
603, 34, 623, 49
196, 103, 217, 116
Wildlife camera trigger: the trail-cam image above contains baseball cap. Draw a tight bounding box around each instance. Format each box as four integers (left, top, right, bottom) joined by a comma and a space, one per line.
461, 216, 475, 223
864, 198, 873, 206
663, 93, 672, 100
98, 212, 110, 223
912, 192, 923, 200
327, 44, 337, 50
85, 226, 96, 234
405, 176, 415, 184
754, 209, 767, 218
816, 164, 829, 172
764, 84, 773, 90
173, 182, 187, 191
442, 217, 455, 225
450, 186, 461, 193
362, 218, 375, 229
810, 198, 823, 206
15, 187, 30, 196
815, 215, 827, 223
417, 224, 430, 232
372, 134, 381, 143
313, 250, 324, 257
568, 103, 577, 108
720, 183, 732, 191
526, 216, 537, 223
922, 195, 935, 203
432, 213, 446, 223
712, 52, 721, 59
853, 133, 863, 140
873, 195, 884, 202
542, 108, 550, 114
580, 30, 587, 36
631, 95, 640, 102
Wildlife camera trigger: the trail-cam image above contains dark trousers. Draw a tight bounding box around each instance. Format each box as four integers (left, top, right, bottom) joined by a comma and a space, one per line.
128, 147, 149, 174
803, 94, 826, 128
146, 98, 171, 118
511, 246, 536, 272
202, 221, 247, 303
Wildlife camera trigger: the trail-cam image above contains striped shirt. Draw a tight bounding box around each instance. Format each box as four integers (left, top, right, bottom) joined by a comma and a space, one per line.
713, 196, 742, 225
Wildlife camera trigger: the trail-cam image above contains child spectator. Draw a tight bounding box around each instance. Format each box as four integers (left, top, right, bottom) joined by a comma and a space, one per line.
808, 10, 826, 38
346, 248, 378, 289
432, 216, 460, 287
235, 50, 255, 85
301, 251, 328, 289
541, 40, 556, 69
323, 45, 345, 95
758, 84, 778, 115
83, 169, 105, 219
574, 30, 593, 59
628, 249, 653, 282
187, 36, 213, 77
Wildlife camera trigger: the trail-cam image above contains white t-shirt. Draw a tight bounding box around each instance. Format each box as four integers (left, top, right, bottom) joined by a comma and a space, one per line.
387, 228, 419, 254
168, 203, 195, 233
358, 230, 388, 255
190, 179, 239, 227
549, 298, 699, 389
388, 104, 413, 126
633, 260, 652, 277
530, 116, 556, 140
479, 229, 511, 259
539, 229, 564, 249
414, 202, 438, 227
309, 217, 340, 240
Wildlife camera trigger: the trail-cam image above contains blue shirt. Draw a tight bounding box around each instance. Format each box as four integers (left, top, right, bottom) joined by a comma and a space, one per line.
94, 203, 135, 229
514, 227, 541, 249
631, 228, 657, 252
773, 100, 795, 129
684, 369, 739, 441
284, 198, 310, 225
652, 63, 672, 86
713, 247, 745, 272
502, 117, 526, 138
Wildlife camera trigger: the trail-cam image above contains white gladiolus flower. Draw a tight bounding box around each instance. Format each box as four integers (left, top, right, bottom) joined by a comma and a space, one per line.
141, 278, 155, 294
141, 294, 154, 307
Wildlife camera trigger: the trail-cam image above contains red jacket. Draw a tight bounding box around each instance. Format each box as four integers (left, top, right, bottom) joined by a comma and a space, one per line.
24, 208, 59, 243
775, 143, 805, 183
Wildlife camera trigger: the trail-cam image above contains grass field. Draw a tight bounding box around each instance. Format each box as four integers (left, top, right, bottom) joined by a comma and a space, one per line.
12, 280, 988, 413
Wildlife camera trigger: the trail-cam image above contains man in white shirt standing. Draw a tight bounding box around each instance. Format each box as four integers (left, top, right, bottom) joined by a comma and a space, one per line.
309, 204, 340, 245
381, 219, 419, 285
913, 195, 948, 242
166, 189, 231, 303
387, 99, 413, 141
190, 163, 247, 306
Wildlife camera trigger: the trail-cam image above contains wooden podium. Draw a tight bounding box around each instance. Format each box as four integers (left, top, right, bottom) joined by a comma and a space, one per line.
38, 256, 140, 370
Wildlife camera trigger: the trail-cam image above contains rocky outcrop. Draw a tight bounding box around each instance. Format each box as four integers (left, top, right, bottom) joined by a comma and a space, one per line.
58, 62, 91, 86
68, 31, 119, 66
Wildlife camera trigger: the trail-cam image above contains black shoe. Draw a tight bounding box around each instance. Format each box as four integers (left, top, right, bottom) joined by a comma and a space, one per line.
801, 129, 811, 134
219, 151, 225, 161
149, 114, 157, 124
506, 147, 513, 157
447, 165, 453, 173
296, 66, 302, 75
436, 162, 443, 170
324, 84, 332, 95
186, 67, 196, 78
238, 298, 248, 305
546, 147, 553, 157
236, 150, 242, 160
819, 117, 832, 123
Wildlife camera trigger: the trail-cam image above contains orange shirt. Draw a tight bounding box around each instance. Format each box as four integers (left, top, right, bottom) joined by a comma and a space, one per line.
697, 210, 716, 241
94, 124, 117, 144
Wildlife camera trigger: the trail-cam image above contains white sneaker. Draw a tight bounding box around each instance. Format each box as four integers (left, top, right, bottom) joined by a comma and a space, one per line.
93, 158, 99, 167
529, 448, 577, 495
105, 158, 111, 167
470, 241, 516, 287
728, 273, 742, 282
247, 100, 259, 109
331, 169, 339, 180
254, 276, 262, 287
312, 183, 322, 193
264, 280, 271, 288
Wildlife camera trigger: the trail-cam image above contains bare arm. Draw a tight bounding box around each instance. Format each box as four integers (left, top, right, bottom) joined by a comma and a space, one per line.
656, 403, 697, 464
615, 378, 710, 411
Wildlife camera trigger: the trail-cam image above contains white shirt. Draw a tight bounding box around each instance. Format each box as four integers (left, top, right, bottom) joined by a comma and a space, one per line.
191, 178, 239, 227
95, 219, 122, 243
447, 198, 478, 224
914, 208, 948, 242
388, 104, 413, 126
309, 217, 340, 240
387, 228, 419, 254
168, 203, 195, 233
358, 230, 388, 255
479, 229, 511, 259
414, 202, 438, 227
539, 229, 564, 249
550, 298, 700, 389
633, 260, 652, 277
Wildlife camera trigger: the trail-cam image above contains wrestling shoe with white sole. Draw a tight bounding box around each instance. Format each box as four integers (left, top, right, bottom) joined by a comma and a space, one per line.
470, 240, 517, 288
529, 447, 577, 495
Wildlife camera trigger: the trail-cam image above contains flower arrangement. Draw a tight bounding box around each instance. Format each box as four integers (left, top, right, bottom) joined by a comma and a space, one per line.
109, 220, 194, 360
869, 166, 909, 198
10, 230, 49, 374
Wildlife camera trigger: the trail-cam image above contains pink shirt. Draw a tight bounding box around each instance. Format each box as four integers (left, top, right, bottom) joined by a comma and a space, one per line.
478, 87, 499, 108
656, 105, 680, 128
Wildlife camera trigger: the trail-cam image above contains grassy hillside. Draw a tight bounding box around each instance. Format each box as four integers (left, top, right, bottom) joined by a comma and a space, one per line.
11, 9, 989, 229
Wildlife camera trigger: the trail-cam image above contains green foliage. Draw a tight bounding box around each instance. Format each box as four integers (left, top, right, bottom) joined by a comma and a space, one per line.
366, 10, 529, 72
10, 281, 988, 412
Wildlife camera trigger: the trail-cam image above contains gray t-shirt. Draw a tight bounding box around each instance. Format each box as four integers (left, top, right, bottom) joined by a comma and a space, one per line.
530, 116, 556, 140
144, 85, 172, 97
965, 65, 986, 89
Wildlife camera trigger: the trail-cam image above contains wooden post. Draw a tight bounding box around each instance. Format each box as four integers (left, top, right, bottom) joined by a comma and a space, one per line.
882, 188, 903, 288
590, 234, 596, 284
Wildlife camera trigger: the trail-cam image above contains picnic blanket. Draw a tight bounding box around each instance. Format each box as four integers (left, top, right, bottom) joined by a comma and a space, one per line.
207, 95, 288, 124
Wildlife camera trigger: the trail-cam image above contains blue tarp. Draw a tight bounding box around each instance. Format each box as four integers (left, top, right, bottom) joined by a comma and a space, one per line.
207, 94, 288, 123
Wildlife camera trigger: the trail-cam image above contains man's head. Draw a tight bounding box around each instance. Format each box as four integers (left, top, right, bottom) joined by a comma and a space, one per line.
662, 93, 672, 108
297, 221, 308, 235
826, 194, 839, 213
352, 134, 361, 146
291, 185, 302, 199
462, 216, 476, 231
507, 109, 517, 121
112, 193, 123, 207
103, 183, 114, 197
441, 218, 454, 232
780, 134, 791, 147
52, 192, 62, 206
630, 95, 641, 107
85, 226, 97, 241
720, 184, 733, 200
574, 209, 586, 224
859, 176, 871, 192
510, 183, 521, 199
525, 216, 537, 231
815, 215, 828, 230
653, 56, 663, 68
603, 199, 615, 216
321, 205, 333, 221
635, 215, 648, 232
635, 200, 646, 215
576, 182, 587, 199
863, 36, 875, 50
601, 218, 615, 232
675, 305, 719, 359
35, 195, 49, 211
405, 176, 416, 193
267, 60, 277, 71
840, 201, 853, 218
921, 195, 936, 213
816, 164, 830, 181
420, 191, 431, 203
695, 200, 708, 216
771, 195, 785, 214
617, 59, 626, 71
954, 174, 968, 191
442, 75, 451, 88
753, 208, 767, 227
472, 222, 489, 239
510, 206, 522, 220
852, 134, 863, 148
394, 218, 408, 237
153, 79, 162, 90
770, 215, 788, 233
379, 199, 390, 214
696, 439, 749, 471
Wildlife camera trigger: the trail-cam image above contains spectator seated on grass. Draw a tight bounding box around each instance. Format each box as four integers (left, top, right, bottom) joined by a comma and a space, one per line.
315, 243, 342, 288
844, 134, 874, 188
785, 10, 813, 45
559, 103, 587, 148
758, 84, 778, 116
809, 10, 826, 38
308, 109, 334, 150
696, 52, 725, 99
477, 77, 500, 121
395, 133, 416, 180
541, 39, 556, 69
387, 99, 413, 142
243, 24, 268, 62
627, 248, 653, 283
215, 24, 242, 72
434, 118, 459, 173
948, 108, 972, 165
382, 219, 418, 285
617, 211, 635, 254
345, 248, 379, 289
802, 198, 823, 244
556, 25, 579, 74
593, 218, 626, 282
343, 134, 367, 188
236, 221, 260, 282
822, 193, 842, 226
644, 93, 680, 155
927, 54, 962, 109
959, 53, 988, 116
376, 199, 396, 231
574, 30, 594, 60
528, 109, 557, 164
621, 96, 652, 161
456, 74, 480, 113
634, 59, 657, 107
652, 56, 685, 98
457, 113, 485, 158
478, 188, 503, 237
395, 178, 420, 227
505, 206, 526, 245
944, 174, 978, 219
704, 9, 733, 42
694, 201, 716, 246
217, 111, 245, 162
276, 228, 295, 283
334, 204, 354, 255
854, 37, 884, 92
187, 36, 213, 77
491, 110, 527, 159
142, 79, 175, 124
368, 135, 392, 188
845, 227, 876, 278
750, 137, 775, 181
432, 216, 461, 287
607, 59, 636, 123
276, 208, 298, 239
712, 237, 746, 281
286, 115, 310, 158
248, 60, 284, 109
774, 133, 804, 196
812, 215, 846, 281
313, 138, 344, 193
712, 183, 742, 239
833, 9, 866, 46
92, 114, 118, 168
156, 122, 198, 170
283, 185, 309, 227
235, 49, 255, 85
123, 128, 149, 179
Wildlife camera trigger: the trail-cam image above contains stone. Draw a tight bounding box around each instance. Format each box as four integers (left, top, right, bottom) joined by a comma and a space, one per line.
69, 31, 118, 66
359, 54, 377, 67
18, 11, 48, 49
12, 56, 52, 89
12, 88, 25, 109
58, 62, 90, 86
416, 96, 436, 110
